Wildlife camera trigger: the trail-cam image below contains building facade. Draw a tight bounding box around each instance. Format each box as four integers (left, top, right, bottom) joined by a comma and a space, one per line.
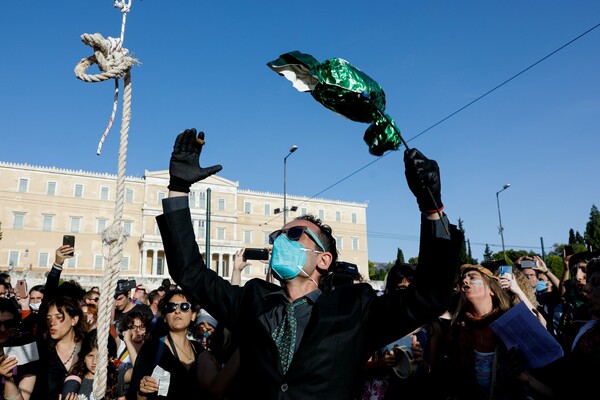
0, 162, 369, 289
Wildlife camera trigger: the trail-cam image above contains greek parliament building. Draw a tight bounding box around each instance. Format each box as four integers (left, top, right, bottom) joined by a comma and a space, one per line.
0, 161, 368, 289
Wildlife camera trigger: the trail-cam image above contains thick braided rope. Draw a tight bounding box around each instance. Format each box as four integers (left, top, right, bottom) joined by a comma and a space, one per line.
74, 32, 138, 155
92, 69, 132, 400
73, 2, 136, 398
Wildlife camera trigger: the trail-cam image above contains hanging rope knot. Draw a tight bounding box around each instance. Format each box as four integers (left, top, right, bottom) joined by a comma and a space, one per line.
75, 33, 138, 83
102, 223, 124, 245
114, 0, 132, 13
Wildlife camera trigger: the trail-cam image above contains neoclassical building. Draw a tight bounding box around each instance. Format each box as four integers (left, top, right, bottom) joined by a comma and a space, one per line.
0, 162, 368, 289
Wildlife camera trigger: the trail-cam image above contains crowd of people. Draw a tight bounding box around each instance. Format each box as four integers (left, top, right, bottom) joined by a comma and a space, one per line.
1, 128, 598, 399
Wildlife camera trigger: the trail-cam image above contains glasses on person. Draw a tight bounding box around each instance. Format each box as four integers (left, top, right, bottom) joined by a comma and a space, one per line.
129, 324, 146, 332
165, 302, 192, 314
91, 297, 100, 302
268, 226, 325, 251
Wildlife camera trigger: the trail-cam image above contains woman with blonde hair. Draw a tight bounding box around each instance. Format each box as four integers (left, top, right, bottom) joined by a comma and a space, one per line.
437, 264, 529, 400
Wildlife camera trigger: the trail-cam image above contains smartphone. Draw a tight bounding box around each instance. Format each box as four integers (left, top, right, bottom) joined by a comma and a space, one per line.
62, 235, 75, 256
16, 279, 27, 298
243, 248, 269, 261
521, 259, 537, 269
564, 245, 574, 258
499, 266, 512, 278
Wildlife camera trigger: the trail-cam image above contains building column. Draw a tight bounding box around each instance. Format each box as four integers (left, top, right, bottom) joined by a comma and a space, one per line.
227, 253, 235, 278
140, 249, 147, 276
152, 250, 158, 276
217, 253, 224, 277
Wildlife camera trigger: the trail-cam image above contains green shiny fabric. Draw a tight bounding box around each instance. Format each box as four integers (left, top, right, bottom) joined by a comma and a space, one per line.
268, 51, 404, 156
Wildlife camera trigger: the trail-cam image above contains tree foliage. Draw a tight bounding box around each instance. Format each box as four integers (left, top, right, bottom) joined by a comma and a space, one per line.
483, 245, 493, 262
585, 204, 600, 251
368, 260, 388, 281
395, 248, 405, 264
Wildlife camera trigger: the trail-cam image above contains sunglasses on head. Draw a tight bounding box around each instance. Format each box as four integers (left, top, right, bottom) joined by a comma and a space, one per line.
269, 226, 325, 251
165, 302, 192, 314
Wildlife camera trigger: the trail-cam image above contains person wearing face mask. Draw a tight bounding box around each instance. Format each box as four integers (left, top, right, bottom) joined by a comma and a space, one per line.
27, 286, 45, 313
17, 285, 45, 339
156, 128, 463, 400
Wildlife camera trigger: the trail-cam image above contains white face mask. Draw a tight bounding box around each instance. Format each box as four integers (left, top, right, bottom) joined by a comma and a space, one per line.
29, 302, 41, 311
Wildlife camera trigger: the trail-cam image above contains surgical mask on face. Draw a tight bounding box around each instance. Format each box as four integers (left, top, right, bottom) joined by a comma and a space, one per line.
29, 302, 41, 311
270, 234, 311, 280
536, 281, 549, 293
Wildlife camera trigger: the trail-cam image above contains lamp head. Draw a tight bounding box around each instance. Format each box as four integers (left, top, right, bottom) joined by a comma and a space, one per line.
503, 184, 511, 190
289, 145, 298, 153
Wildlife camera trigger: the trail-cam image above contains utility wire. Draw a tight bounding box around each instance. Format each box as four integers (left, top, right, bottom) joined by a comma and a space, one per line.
262, 21, 600, 240
368, 230, 543, 251
409, 21, 600, 142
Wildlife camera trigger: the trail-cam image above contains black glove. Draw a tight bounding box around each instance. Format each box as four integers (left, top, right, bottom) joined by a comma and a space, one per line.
168, 129, 223, 193
404, 148, 443, 213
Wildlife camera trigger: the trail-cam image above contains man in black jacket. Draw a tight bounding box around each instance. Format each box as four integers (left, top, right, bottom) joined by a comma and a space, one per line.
157, 128, 463, 400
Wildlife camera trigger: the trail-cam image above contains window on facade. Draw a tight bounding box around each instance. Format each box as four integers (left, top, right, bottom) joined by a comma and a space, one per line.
65, 256, 76, 268
198, 191, 206, 210
157, 191, 166, 203
218, 198, 225, 211
70, 217, 81, 233
244, 201, 251, 214
94, 255, 104, 269
243, 264, 251, 275
157, 257, 164, 275
217, 227, 225, 240
18, 178, 29, 193
352, 237, 359, 251
243, 230, 252, 244
47, 181, 57, 196
13, 212, 25, 230
74, 184, 84, 198
263, 231, 270, 245
125, 188, 134, 203
96, 218, 108, 234
352, 213, 357, 224
264, 204, 271, 216
123, 221, 133, 236
189, 191, 197, 208
38, 252, 49, 268
121, 256, 130, 270
301, 208, 307, 216
100, 186, 109, 201
42, 214, 54, 231
8, 251, 19, 268
336, 211, 341, 222
336, 236, 343, 250
318, 209, 325, 221
194, 220, 206, 239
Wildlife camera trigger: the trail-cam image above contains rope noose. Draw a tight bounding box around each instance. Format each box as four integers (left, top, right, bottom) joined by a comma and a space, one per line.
74, 2, 138, 398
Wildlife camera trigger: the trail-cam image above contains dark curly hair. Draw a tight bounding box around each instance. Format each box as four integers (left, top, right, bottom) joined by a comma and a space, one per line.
295, 214, 338, 266
118, 310, 152, 341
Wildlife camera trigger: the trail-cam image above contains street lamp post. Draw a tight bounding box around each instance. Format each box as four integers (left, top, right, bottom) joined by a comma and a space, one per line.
283, 145, 298, 226
496, 183, 511, 262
